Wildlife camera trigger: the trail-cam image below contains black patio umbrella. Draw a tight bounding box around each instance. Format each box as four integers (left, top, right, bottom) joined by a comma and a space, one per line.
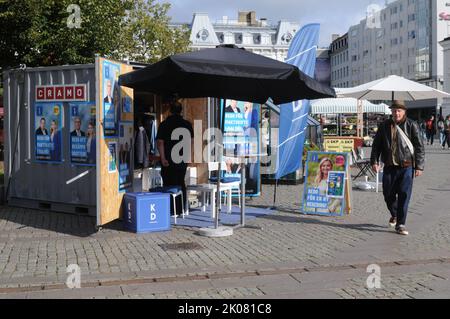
119, 45, 335, 105
119, 45, 335, 233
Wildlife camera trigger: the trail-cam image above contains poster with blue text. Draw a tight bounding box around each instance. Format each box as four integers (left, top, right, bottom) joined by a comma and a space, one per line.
302, 152, 348, 216
69, 102, 96, 165
118, 122, 133, 192
221, 99, 260, 196
102, 60, 120, 137
34, 103, 63, 163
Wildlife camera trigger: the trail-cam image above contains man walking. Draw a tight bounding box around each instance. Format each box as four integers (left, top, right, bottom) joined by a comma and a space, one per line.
371, 100, 425, 236
156, 100, 193, 209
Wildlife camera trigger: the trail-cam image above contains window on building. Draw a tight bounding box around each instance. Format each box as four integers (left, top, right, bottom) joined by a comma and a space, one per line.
408, 30, 416, 40
400, 20, 403, 28
235, 33, 243, 44
408, 14, 415, 22
352, 55, 358, 61
391, 38, 398, 46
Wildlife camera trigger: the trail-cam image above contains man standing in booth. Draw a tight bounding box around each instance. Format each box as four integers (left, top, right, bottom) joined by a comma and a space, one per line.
156, 99, 194, 209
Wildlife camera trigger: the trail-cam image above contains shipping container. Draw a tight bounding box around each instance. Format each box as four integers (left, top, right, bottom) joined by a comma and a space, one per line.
3, 64, 97, 215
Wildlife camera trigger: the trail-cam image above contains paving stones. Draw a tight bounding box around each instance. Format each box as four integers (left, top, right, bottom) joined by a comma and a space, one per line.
0, 146, 450, 298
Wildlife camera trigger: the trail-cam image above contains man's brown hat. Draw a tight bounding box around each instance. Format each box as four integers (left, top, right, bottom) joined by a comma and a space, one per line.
390, 100, 407, 110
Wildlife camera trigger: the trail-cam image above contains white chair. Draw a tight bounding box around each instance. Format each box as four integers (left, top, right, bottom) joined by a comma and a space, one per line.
149, 185, 185, 224
207, 161, 241, 208
186, 162, 241, 218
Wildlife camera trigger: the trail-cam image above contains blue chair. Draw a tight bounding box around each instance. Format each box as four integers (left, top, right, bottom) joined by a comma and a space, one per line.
207, 162, 241, 209
149, 186, 185, 224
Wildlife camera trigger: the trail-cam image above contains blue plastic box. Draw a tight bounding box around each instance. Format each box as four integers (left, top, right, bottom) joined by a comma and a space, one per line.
123, 192, 171, 233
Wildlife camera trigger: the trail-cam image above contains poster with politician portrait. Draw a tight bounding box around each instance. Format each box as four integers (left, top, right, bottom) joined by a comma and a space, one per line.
69, 102, 96, 166
102, 60, 120, 137
34, 102, 63, 163
118, 122, 133, 192
221, 99, 260, 196
302, 152, 348, 216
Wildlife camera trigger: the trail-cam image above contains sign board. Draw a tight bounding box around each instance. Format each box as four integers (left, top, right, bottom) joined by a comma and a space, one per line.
302, 151, 351, 216
221, 99, 260, 196
34, 102, 63, 163
36, 84, 87, 101
323, 138, 355, 153
118, 122, 133, 192
69, 102, 96, 166
96, 57, 134, 227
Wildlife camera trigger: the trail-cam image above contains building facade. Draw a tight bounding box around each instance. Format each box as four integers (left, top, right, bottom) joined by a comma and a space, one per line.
330, 0, 448, 90
439, 36, 450, 117
329, 33, 350, 88
178, 11, 300, 62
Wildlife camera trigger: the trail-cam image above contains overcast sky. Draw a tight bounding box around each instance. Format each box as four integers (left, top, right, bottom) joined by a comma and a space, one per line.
159, 0, 391, 47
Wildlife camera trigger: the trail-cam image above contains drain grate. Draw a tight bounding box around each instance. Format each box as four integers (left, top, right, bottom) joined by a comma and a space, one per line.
159, 242, 203, 251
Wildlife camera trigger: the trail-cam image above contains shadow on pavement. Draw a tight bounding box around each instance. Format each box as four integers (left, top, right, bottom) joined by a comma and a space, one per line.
0, 206, 126, 237
250, 206, 392, 234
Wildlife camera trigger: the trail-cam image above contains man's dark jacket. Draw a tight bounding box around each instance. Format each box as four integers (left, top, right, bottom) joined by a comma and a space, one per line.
370, 117, 425, 171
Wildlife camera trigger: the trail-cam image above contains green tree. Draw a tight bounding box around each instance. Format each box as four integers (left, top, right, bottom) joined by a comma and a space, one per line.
0, 0, 132, 68
1, 0, 190, 69
116, 0, 191, 63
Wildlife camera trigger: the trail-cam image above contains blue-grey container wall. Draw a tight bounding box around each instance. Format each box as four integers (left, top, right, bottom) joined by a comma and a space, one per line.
3, 64, 97, 211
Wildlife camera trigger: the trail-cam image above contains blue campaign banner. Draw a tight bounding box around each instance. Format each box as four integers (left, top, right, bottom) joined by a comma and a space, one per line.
302, 152, 348, 216
118, 122, 133, 192
221, 99, 260, 197
276, 23, 320, 179
69, 102, 96, 166
34, 103, 63, 163
103, 60, 120, 137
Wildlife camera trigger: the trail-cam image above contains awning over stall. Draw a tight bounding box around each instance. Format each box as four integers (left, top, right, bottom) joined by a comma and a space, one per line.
310, 98, 391, 115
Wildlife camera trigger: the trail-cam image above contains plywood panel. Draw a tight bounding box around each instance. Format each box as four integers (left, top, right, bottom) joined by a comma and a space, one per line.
96, 58, 134, 226
183, 98, 208, 184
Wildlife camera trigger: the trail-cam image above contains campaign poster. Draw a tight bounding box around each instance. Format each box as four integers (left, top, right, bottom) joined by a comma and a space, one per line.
108, 142, 117, 173
302, 152, 348, 216
221, 99, 260, 196
326, 171, 345, 199
34, 103, 63, 163
69, 102, 96, 166
102, 60, 120, 137
118, 122, 133, 191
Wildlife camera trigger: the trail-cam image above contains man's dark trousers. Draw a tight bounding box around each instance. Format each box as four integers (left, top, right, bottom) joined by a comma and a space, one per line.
161, 166, 187, 210
382, 166, 414, 227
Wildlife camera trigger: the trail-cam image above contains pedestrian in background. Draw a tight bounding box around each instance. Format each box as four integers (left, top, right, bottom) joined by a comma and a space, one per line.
438, 116, 446, 148
443, 115, 450, 150
425, 115, 435, 145
371, 100, 425, 236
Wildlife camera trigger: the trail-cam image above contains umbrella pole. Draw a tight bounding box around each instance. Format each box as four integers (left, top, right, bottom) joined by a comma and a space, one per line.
215, 97, 225, 229
271, 179, 278, 210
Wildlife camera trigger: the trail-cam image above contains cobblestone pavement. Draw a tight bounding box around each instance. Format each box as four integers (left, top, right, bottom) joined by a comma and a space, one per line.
1, 145, 450, 299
